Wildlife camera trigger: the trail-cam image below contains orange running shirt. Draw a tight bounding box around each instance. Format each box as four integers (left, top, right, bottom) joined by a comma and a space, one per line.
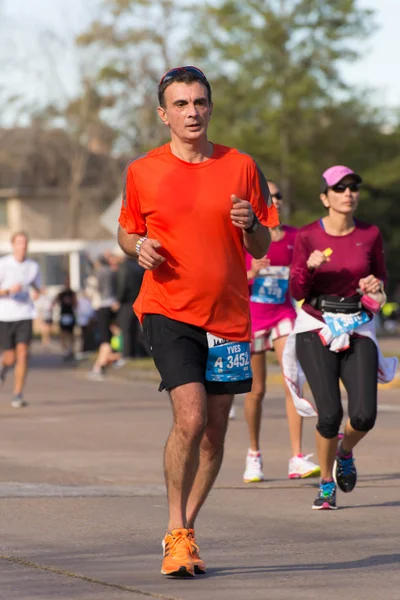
118, 143, 280, 341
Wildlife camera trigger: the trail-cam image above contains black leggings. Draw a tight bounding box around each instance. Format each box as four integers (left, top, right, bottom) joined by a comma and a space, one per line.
296, 332, 378, 439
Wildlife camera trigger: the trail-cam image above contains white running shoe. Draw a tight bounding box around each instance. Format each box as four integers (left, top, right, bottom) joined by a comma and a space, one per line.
243, 450, 265, 483
87, 368, 105, 381
288, 453, 320, 479
11, 394, 28, 408
228, 404, 236, 420
113, 358, 126, 369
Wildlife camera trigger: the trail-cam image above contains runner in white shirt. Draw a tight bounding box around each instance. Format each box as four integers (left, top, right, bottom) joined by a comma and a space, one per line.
0, 232, 41, 407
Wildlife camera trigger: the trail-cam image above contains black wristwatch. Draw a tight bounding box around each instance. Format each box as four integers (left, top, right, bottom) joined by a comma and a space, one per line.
244, 213, 260, 234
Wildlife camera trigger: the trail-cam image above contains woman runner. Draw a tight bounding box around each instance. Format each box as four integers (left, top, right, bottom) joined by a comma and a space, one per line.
242, 181, 320, 483
284, 165, 397, 509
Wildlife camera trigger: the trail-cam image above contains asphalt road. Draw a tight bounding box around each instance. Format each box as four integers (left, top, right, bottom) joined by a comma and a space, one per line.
0, 349, 399, 600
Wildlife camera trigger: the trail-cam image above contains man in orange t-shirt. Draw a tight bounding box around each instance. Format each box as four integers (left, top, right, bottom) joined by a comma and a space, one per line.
118, 66, 279, 578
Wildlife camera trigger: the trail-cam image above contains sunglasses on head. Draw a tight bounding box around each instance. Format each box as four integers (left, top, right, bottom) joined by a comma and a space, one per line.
330, 183, 360, 193
159, 66, 207, 86
271, 191, 283, 200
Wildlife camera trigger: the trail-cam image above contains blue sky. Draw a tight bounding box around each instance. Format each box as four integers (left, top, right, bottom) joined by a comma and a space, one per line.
1, 0, 399, 115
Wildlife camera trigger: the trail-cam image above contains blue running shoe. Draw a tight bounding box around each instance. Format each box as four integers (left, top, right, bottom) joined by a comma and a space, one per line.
312, 480, 337, 510
334, 453, 357, 493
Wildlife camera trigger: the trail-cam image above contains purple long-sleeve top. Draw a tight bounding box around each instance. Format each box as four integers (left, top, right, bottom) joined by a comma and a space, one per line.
290, 219, 387, 320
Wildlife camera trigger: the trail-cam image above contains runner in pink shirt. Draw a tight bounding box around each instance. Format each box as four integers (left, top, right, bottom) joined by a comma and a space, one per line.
239, 181, 320, 483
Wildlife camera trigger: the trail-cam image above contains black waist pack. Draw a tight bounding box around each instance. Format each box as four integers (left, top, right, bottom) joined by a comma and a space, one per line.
309, 295, 362, 314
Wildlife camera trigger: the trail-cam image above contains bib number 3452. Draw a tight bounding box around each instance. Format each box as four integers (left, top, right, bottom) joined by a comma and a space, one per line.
206, 333, 252, 383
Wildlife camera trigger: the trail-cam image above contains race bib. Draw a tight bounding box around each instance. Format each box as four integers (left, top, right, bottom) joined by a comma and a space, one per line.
251, 266, 290, 305
60, 314, 74, 326
12, 289, 30, 303
323, 311, 371, 337
205, 333, 252, 382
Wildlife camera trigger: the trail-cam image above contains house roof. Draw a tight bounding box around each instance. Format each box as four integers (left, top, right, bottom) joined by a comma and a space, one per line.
0, 126, 123, 192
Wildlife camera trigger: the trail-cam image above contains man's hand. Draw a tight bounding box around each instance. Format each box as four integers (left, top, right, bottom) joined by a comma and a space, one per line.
230, 194, 254, 230
138, 239, 166, 271
306, 250, 330, 271
9, 283, 22, 294
359, 275, 382, 294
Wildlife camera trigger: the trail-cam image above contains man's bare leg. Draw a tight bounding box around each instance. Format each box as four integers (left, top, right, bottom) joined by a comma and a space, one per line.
186, 393, 233, 529
165, 382, 207, 531
2, 349, 15, 369
0, 349, 15, 385
14, 343, 29, 395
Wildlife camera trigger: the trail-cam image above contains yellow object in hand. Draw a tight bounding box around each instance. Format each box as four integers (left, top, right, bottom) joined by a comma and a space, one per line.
323, 248, 333, 257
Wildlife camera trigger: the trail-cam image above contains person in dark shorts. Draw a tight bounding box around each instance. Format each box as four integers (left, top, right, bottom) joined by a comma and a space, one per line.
116, 256, 146, 358
53, 277, 77, 360
0, 231, 41, 407
118, 66, 280, 577
283, 165, 397, 510
88, 255, 122, 380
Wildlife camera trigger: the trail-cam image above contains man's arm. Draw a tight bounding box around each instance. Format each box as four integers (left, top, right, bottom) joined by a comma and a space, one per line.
118, 226, 165, 271
0, 284, 22, 296
230, 195, 272, 258
243, 221, 271, 259
30, 265, 42, 300
118, 226, 142, 258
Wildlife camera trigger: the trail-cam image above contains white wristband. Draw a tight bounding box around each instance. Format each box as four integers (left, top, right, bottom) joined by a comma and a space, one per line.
135, 237, 147, 256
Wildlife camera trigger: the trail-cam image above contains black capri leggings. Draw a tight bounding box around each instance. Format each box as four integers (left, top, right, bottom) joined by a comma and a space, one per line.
296, 332, 378, 439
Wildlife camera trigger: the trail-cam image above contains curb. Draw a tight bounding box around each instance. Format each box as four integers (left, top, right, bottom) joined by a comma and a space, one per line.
100, 365, 400, 390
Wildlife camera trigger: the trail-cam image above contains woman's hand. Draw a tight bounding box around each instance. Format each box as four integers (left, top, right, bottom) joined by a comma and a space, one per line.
358, 275, 382, 295
306, 250, 330, 271
248, 257, 270, 279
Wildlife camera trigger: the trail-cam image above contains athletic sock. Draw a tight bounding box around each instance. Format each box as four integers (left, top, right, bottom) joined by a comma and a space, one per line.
338, 443, 353, 459
247, 449, 261, 457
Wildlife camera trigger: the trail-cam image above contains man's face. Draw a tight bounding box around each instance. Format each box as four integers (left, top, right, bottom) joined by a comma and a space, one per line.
157, 81, 213, 142
12, 234, 28, 262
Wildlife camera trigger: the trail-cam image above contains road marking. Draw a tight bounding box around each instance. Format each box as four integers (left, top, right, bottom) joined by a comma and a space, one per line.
378, 403, 400, 412
0, 554, 182, 599
0, 483, 166, 498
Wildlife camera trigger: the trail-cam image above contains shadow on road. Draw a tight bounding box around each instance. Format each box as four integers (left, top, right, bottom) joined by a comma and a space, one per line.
207, 553, 400, 577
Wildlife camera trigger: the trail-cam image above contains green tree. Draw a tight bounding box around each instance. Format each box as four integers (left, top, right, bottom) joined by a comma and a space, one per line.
36, 78, 117, 237
188, 0, 375, 218
77, 0, 190, 152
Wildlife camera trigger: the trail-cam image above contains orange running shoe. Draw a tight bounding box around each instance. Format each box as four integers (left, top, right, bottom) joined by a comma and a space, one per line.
188, 529, 206, 574
161, 528, 194, 577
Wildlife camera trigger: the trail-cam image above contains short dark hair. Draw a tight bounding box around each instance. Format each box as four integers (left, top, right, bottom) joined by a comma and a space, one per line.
158, 70, 212, 108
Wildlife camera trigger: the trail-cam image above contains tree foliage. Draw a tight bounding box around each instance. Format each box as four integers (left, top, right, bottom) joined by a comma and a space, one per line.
4, 0, 398, 290
187, 0, 374, 214
76, 0, 190, 152
184, 0, 399, 290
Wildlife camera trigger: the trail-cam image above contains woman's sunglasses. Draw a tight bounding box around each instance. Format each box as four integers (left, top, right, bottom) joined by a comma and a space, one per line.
330, 183, 360, 193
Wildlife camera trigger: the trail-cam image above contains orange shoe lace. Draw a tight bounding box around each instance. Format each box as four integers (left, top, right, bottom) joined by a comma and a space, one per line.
187, 529, 201, 558
164, 530, 193, 560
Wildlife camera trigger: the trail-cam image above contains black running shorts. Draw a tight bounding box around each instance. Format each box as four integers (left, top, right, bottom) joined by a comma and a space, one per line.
142, 314, 253, 395
0, 320, 33, 350
95, 307, 114, 344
